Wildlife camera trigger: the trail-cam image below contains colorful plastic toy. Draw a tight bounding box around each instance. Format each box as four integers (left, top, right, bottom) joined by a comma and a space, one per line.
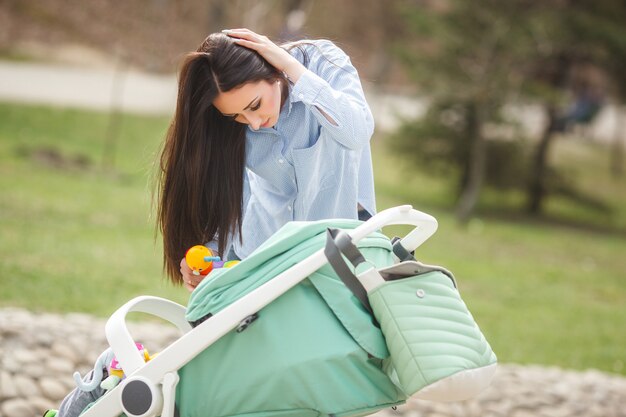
73, 343, 156, 392
101, 343, 156, 390
185, 245, 221, 276
185, 245, 240, 276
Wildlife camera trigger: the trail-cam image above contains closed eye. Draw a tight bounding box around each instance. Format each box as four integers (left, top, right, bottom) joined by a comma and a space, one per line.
250, 100, 261, 111
226, 100, 261, 122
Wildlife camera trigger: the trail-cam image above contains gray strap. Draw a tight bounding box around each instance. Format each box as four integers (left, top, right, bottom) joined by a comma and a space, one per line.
324, 228, 373, 315
391, 236, 416, 262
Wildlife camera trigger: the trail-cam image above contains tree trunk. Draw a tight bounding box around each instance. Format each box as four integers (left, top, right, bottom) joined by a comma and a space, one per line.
456, 101, 486, 222
611, 106, 625, 178
527, 104, 558, 214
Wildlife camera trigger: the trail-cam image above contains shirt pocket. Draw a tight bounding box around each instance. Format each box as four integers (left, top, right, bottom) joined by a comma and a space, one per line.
292, 136, 337, 195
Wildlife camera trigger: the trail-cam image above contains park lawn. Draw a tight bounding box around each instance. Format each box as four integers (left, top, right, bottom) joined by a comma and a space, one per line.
0, 103, 189, 312
1, 102, 625, 377
372, 135, 626, 376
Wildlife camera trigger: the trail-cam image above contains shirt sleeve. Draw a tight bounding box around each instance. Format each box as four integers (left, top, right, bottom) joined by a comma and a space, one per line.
290, 40, 375, 151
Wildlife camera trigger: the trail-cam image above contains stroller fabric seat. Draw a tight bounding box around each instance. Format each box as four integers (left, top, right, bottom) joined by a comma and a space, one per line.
179, 219, 406, 417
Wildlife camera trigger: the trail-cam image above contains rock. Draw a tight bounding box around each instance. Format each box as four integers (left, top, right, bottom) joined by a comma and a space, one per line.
66, 312, 96, 327
58, 373, 78, 391
51, 340, 80, 364
28, 396, 57, 414
0, 398, 33, 417
13, 374, 41, 397
511, 410, 536, 417
46, 357, 75, 374
12, 349, 39, 366
23, 363, 46, 380
66, 335, 90, 360
33, 330, 56, 347
39, 377, 68, 401
0, 354, 21, 373
0, 322, 23, 338
0, 370, 18, 400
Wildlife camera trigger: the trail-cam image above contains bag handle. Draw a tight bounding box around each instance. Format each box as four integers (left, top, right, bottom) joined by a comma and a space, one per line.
391, 236, 416, 262
324, 228, 376, 315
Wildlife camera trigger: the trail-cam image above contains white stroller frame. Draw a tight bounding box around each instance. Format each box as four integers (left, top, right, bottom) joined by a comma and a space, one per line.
81, 205, 438, 417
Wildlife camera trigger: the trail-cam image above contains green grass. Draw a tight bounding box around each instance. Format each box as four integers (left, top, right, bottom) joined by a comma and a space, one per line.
0, 103, 189, 313
1, 102, 625, 377
382, 211, 626, 375
373, 137, 626, 376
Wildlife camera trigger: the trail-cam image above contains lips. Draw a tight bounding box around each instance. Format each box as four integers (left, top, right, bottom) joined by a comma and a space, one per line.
261, 118, 271, 128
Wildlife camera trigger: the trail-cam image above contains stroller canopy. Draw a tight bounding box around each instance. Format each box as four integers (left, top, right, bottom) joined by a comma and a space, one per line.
186, 219, 394, 359
179, 219, 405, 417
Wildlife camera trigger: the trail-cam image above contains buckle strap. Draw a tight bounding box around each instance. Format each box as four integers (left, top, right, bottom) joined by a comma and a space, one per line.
391, 236, 416, 262
324, 228, 373, 316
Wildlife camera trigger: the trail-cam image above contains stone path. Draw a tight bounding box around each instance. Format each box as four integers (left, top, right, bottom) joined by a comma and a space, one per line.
1, 307, 625, 417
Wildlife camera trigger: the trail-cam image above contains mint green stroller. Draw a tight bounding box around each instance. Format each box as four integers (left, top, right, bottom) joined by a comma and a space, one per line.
77, 205, 496, 417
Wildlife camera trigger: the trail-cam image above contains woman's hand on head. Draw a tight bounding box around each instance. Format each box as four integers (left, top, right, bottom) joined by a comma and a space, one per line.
223, 28, 306, 82
180, 257, 203, 292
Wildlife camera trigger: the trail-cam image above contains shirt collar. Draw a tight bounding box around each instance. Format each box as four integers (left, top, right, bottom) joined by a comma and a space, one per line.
285, 82, 297, 117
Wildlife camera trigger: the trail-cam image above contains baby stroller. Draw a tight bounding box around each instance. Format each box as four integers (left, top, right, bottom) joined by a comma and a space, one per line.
75, 205, 496, 417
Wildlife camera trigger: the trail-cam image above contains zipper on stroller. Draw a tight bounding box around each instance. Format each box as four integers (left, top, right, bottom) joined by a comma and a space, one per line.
190, 312, 259, 333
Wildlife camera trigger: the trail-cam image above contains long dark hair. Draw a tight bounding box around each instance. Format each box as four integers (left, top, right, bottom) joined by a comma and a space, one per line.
157, 33, 289, 284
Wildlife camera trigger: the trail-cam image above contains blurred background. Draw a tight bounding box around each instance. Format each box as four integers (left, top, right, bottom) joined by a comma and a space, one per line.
1, 0, 625, 400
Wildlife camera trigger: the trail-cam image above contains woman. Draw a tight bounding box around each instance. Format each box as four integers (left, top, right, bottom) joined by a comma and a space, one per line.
157, 29, 376, 292
46, 28, 376, 417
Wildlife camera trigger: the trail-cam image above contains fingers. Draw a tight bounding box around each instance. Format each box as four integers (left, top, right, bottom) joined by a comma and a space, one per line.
179, 258, 193, 279
222, 29, 251, 39
230, 38, 261, 51
182, 272, 201, 291
222, 28, 269, 44
223, 28, 257, 36
179, 257, 202, 291
222, 28, 288, 69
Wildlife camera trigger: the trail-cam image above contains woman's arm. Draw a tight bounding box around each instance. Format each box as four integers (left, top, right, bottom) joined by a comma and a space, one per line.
289, 39, 375, 150
223, 29, 374, 150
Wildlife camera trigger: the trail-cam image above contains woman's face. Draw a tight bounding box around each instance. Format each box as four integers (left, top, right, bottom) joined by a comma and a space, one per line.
213, 79, 283, 130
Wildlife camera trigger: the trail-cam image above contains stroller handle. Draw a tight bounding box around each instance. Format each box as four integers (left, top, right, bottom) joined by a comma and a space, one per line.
105, 296, 192, 377
349, 205, 438, 252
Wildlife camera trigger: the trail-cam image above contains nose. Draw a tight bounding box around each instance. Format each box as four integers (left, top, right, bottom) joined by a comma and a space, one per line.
245, 113, 263, 131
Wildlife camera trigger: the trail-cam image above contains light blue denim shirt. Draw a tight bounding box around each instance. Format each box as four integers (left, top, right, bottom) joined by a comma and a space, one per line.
230, 40, 376, 259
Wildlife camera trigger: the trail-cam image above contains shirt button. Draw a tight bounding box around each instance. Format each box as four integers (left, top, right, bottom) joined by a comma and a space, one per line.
298, 93, 304, 99
287, 205, 292, 212
278, 159, 284, 164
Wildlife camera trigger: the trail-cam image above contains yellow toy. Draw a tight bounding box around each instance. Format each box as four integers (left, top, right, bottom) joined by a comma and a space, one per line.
185, 245, 220, 276
185, 245, 240, 276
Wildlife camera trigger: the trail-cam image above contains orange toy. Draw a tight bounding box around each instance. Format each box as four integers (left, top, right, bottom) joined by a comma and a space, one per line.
185, 245, 220, 276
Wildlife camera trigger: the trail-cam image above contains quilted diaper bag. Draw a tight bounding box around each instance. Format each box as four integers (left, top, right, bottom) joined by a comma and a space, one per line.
325, 228, 497, 402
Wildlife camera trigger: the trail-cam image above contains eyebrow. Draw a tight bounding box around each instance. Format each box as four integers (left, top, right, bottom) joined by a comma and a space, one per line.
223, 96, 259, 117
